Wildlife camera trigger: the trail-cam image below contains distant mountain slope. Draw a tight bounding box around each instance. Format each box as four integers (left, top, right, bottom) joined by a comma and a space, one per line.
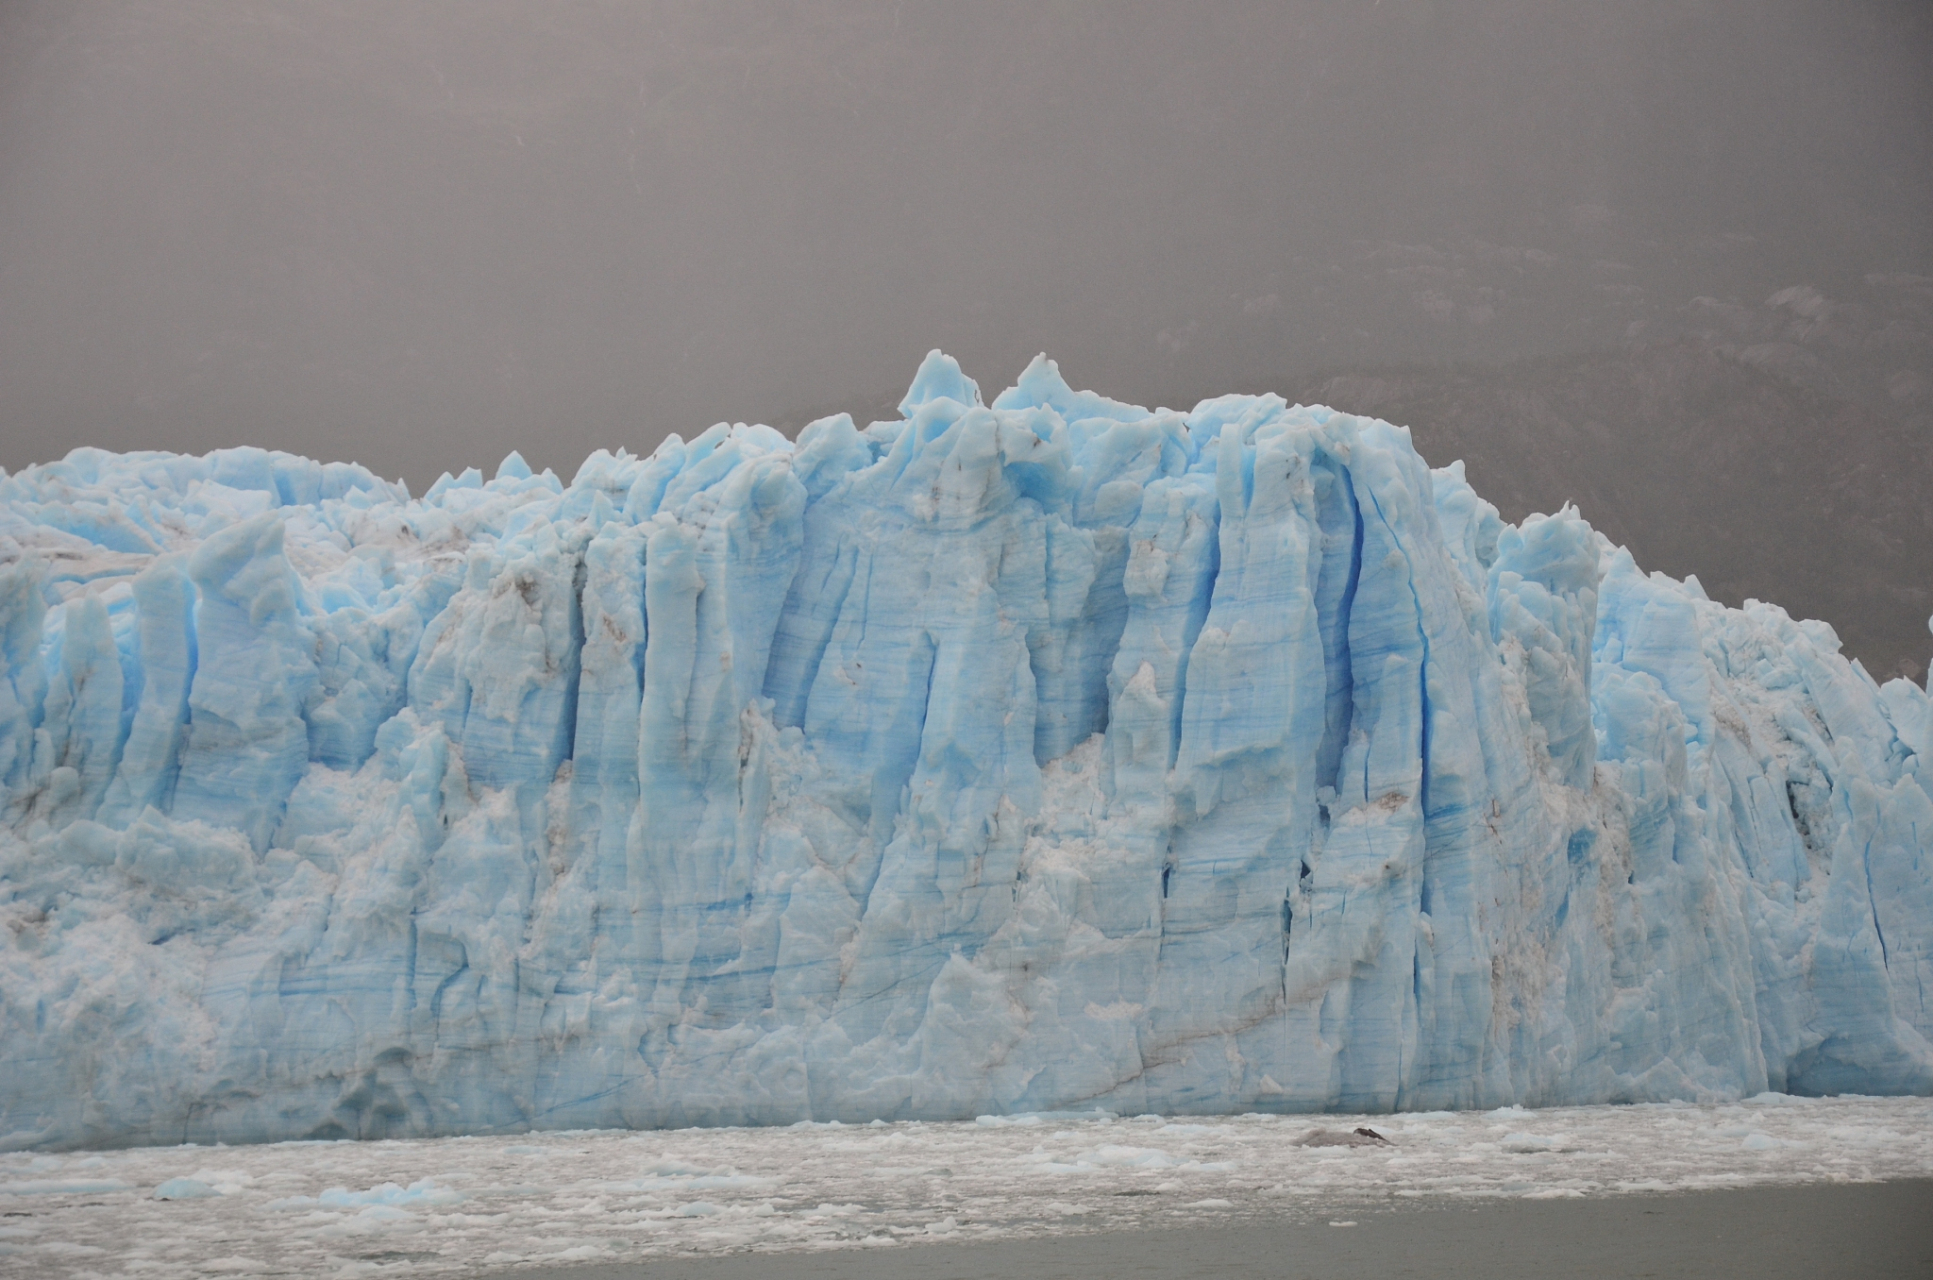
1288, 340, 1932, 679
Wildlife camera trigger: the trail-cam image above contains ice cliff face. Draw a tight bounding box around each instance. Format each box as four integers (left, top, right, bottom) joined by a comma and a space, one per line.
3, 352, 1930, 1150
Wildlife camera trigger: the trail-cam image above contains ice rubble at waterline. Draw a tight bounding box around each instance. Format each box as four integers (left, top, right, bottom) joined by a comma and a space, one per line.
0, 351, 1928, 1151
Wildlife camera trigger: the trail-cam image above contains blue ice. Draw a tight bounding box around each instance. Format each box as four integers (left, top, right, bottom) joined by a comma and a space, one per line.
0, 352, 1927, 1149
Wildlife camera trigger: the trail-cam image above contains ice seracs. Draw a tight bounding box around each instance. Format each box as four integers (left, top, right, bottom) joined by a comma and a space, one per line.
1, 350, 1929, 1150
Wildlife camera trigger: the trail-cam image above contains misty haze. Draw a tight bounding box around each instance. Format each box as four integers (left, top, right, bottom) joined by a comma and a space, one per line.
2, 0, 1929, 673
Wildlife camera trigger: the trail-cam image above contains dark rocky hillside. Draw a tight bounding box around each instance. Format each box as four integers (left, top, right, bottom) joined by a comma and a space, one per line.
1291, 340, 1931, 682
1291, 275, 1933, 682
808, 278, 1933, 681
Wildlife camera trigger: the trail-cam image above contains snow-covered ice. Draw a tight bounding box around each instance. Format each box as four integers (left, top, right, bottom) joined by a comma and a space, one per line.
0, 1096, 1929, 1277
2, 350, 1931, 1151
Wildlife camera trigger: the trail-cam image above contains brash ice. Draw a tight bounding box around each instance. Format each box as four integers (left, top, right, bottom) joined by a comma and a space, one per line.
1, 352, 1929, 1149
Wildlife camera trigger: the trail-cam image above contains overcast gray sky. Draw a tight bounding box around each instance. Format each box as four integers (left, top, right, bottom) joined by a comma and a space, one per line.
1, 0, 1928, 491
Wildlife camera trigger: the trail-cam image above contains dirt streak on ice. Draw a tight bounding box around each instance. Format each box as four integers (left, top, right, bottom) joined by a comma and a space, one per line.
1, 1095, 1929, 1278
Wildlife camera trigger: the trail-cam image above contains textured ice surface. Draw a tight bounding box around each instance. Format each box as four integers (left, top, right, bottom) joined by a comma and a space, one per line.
1, 1096, 1930, 1277
2, 351, 1930, 1152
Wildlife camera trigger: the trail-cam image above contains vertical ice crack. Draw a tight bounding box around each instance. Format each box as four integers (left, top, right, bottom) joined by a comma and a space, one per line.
1863, 835, 1890, 968
1361, 483, 1432, 815
1167, 509, 1220, 769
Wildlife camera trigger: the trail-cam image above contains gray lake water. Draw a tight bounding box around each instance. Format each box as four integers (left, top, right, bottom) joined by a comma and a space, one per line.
488, 1180, 1933, 1280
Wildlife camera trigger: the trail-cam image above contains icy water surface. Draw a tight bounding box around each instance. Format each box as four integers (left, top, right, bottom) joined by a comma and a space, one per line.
2, 1095, 1929, 1277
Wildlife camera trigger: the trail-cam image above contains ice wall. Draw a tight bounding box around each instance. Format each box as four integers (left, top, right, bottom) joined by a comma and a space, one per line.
2, 352, 1929, 1150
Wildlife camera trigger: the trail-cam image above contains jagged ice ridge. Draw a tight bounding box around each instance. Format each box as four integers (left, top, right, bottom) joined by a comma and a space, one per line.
2, 352, 1930, 1150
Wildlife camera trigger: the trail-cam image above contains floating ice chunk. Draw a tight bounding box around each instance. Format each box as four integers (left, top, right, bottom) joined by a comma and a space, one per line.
268, 1178, 464, 1211
1501, 1133, 1561, 1153
1296, 1128, 1393, 1148
151, 1177, 219, 1199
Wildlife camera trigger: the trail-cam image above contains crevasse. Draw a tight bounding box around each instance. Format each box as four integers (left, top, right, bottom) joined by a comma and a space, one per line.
1, 351, 1928, 1150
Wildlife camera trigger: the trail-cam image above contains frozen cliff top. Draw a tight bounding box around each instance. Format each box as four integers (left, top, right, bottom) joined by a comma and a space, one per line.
2, 350, 1930, 1150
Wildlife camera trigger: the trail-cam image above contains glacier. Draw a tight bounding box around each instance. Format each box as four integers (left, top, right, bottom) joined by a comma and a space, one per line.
1, 350, 1929, 1150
